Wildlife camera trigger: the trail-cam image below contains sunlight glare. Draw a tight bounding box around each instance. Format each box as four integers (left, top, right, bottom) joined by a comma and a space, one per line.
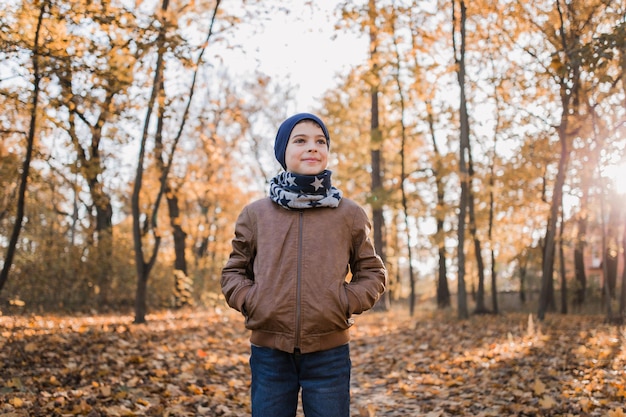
603, 162, 626, 195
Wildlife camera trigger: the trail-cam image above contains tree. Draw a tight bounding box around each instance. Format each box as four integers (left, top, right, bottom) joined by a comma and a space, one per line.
427, 103, 452, 309
485, 47, 506, 315
451, 0, 470, 319
603, 196, 620, 300
389, 6, 418, 315
50, 1, 138, 308
367, 0, 389, 311
558, 202, 568, 314
156, 0, 223, 309
535, 0, 624, 319
0, 0, 45, 294
400, 1, 453, 311
132, 0, 171, 324
619, 205, 626, 321
467, 145, 488, 314
572, 178, 590, 307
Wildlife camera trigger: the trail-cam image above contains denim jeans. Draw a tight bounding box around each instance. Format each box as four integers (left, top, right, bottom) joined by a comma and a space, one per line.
249, 344, 351, 417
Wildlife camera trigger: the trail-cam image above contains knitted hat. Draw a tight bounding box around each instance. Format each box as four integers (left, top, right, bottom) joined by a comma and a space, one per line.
274, 113, 331, 170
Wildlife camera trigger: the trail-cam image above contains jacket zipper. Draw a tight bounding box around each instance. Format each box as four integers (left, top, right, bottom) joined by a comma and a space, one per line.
295, 210, 304, 349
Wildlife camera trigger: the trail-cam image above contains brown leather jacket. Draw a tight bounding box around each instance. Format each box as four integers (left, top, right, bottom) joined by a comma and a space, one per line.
221, 197, 386, 354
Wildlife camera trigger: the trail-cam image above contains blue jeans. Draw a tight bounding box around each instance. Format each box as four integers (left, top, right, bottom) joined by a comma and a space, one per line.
250, 344, 351, 417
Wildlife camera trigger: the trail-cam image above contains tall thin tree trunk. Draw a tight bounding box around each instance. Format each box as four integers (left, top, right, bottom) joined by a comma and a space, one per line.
408, 5, 450, 309
370, 91, 387, 310
573, 205, 588, 307
452, 0, 469, 319
390, 12, 417, 315
133, 0, 169, 324
95, 202, 113, 308
400, 119, 416, 314
368, 0, 388, 311
488, 159, 498, 314
426, 102, 450, 309
538, 153, 566, 319
486, 42, 503, 315
618, 31, 626, 319
468, 152, 487, 314
0, 1, 46, 293
619, 205, 626, 323
599, 187, 614, 321
559, 207, 568, 314
519, 249, 528, 305
604, 198, 619, 299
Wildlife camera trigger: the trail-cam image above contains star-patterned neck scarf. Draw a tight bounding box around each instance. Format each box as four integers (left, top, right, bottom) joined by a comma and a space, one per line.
269, 170, 343, 210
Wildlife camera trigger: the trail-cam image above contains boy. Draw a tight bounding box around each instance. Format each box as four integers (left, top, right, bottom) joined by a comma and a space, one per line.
221, 113, 387, 417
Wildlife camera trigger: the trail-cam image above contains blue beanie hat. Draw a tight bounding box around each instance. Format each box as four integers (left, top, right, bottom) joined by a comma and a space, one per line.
274, 113, 330, 170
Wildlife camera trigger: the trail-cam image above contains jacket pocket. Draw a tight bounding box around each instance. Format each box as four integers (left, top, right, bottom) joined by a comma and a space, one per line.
243, 284, 257, 321
340, 282, 351, 318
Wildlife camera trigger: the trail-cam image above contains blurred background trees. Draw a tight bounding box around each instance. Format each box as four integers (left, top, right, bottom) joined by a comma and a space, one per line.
1, 0, 624, 321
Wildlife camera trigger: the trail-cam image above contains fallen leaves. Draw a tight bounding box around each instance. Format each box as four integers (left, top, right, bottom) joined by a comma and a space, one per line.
608, 408, 625, 417
1, 308, 625, 416
1, 308, 251, 416
349, 310, 626, 416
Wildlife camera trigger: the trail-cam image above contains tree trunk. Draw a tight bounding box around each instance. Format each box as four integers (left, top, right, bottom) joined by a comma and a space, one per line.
390, 16, 417, 315
400, 120, 416, 315
468, 156, 487, 314
518, 250, 528, 304
488, 160, 498, 314
95, 206, 113, 308
436, 240, 450, 308
604, 198, 619, 299
370, 93, 387, 311
0, 1, 46, 293
368, 0, 388, 311
599, 190, 614, 321
538, 2, 572, 320
490, 248, 498, 314
573, 211, 588, 307
133, 0, 169, 324
559, 208, 568, 314
452, 0, 469, 319
167, 191, 192, 308
537, 0, 596, 321
619, 205, 626, 322
538, 177, 559, 319
426, 102, 450, 309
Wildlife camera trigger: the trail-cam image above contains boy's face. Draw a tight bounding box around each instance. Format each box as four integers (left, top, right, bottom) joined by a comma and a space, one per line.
284, 121, 329, 175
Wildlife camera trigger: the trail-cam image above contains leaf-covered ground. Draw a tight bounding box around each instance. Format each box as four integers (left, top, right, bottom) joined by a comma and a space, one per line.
1, 307, 625, 417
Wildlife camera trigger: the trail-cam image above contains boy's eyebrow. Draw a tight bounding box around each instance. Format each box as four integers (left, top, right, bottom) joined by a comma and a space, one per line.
291, 133, 326, 139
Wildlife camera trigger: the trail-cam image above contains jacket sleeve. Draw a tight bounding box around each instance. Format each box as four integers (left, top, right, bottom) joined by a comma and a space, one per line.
221, 206, 256, 314
345, 205, 387, 314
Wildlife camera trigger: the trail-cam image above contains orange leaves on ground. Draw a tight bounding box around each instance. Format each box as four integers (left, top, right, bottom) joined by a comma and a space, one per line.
1, 308, 625, 416
1, 308, 251, 416
349, 311, 626, 417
